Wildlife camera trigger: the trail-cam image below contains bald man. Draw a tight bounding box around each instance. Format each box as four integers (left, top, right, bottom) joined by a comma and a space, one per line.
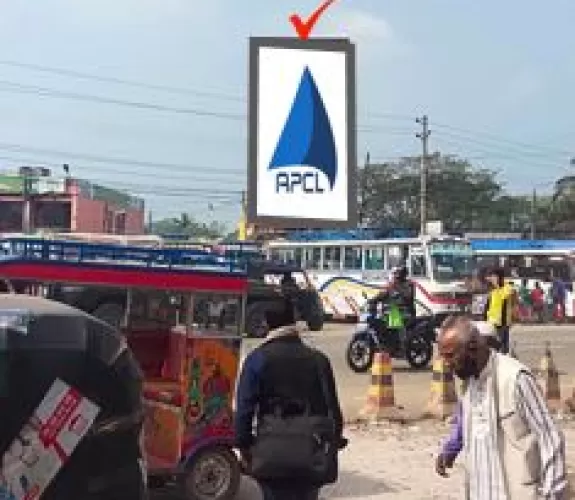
436, 315, 567, 500
436, 321, 501, 473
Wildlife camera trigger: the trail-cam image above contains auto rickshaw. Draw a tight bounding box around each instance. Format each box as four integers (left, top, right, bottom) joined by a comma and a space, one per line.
0, 237, 249, 500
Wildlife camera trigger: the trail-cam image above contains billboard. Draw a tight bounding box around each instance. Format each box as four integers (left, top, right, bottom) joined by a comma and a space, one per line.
247, 37, 357, 228
0, 176, 24, 195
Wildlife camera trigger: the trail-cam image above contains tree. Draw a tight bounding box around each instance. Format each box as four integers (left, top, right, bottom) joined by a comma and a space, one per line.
151, 213, 226, 239
542, 176, 575, 233
360, 153, 534, 232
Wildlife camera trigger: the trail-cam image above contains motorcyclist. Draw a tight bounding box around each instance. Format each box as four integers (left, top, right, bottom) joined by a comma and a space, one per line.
367, 265, 416, 351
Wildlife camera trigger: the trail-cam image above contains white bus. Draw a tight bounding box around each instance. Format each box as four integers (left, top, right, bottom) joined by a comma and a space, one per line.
472, 239, 575, 318
265, 234, 474, 319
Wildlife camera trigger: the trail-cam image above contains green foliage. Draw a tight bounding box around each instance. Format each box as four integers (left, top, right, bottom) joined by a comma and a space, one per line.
360, 153, 570, 234
150, 213, 226, 239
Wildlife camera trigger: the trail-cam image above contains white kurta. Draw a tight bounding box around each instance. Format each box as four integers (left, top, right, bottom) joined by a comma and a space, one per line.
466, 358, 507, 500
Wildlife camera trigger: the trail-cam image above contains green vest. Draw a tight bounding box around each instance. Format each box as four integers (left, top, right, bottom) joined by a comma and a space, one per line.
387, 304, 405, 328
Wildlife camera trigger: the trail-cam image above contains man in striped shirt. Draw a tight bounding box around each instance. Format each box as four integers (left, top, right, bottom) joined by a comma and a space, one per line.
435, 316, 567, 499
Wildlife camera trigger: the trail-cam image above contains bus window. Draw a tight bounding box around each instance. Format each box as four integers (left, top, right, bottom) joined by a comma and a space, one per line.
270, 249, 281, 262
323, 247, 341, 270
344, 246, 362, 270
365, 247, 385, 270
280, 249, 296, 264
305, 247, 322, 270
294, 248, 303, 267
302, 248, 313, 269
410, 254, 427, 277
388, 245, 403, 269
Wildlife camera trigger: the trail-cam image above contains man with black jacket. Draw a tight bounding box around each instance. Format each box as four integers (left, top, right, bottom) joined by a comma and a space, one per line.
234, 301, 345, 500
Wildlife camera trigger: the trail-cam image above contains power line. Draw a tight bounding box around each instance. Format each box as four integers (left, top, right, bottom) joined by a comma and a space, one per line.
0, 80, 420, 138
432, 121, 573, 157
0, 76, 569, 163
72, 179, 242, 195
435, 130, 570, 159
0, 141, 244, 174
0, 59, 245, 102
0, 151, 246, 184
0, 59, 571, 160
86, 180, 243, 199
434, 137, 573, 173
0, 80, 244, 120
368, 112, 573, 158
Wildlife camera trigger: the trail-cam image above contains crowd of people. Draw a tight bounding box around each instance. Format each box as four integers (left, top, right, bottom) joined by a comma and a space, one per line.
515, 277, 568, 323
472, 267, 571, 324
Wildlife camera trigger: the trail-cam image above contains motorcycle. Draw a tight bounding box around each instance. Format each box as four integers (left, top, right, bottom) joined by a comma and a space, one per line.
346, 301, 438, 372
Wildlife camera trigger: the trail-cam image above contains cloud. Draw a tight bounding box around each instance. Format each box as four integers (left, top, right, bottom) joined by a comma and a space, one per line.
315, 8, 412, 58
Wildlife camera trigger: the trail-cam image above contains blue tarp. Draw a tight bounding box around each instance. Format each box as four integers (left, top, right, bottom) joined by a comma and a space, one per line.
470, 239, 575, 252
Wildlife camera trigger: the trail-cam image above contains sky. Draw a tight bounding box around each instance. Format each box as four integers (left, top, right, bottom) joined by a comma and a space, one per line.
0, 0, 573, 228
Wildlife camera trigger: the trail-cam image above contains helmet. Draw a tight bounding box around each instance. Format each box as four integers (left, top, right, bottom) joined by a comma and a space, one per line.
392, 265, 408, 280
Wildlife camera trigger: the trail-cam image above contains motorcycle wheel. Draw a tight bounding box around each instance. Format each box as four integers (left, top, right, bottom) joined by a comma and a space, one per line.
346, 337, 374, 373
405, 335, 433, 369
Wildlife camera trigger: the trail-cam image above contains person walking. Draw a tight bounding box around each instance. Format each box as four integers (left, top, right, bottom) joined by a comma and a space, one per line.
435, 315, 567, 500
484, 267, 514, 354
436, 321, 511, 476
531, 282, 546, 323
517, 278, 533, 322
551, 276, 567, 323
234, 299, 346, 500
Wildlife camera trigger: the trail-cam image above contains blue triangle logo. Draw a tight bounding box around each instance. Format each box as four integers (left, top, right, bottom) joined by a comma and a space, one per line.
268, 66, 337, 190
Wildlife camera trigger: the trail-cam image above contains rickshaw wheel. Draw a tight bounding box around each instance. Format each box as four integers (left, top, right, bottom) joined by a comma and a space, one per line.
182, 446, 240, 500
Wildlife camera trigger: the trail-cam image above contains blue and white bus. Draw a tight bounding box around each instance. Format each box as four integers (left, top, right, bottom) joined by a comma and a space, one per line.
264, 230, 474, 319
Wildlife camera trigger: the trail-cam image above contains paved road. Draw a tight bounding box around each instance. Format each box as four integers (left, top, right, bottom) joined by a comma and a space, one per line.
152, 323, 575, 499
243, 323, 575, 420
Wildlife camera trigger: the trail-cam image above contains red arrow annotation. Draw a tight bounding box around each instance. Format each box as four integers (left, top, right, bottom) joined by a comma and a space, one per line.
289, 0, 338, 40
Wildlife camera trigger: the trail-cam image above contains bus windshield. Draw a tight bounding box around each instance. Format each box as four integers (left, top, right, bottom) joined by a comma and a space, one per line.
428, 241, 474, 282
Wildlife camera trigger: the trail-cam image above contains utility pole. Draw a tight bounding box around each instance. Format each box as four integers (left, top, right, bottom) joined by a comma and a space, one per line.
147, 210, 153, 234
21, 173, 33, 234
416, 115, 431, 235
239, 190, 247, 241
530, 189, 537, 239
359, 152, 370, 228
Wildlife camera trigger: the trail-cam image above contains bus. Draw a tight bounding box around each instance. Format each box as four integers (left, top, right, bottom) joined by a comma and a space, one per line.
471, 238, 575, 318
264, 231, 474, 319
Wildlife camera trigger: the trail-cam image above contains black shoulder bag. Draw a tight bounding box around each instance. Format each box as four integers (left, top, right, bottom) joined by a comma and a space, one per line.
249, 351, 339, 485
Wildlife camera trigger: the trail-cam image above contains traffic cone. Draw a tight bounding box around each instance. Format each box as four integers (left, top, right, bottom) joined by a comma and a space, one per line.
423, 355, 458, 420
538, 342, 561, 411
360, 350, 397, 421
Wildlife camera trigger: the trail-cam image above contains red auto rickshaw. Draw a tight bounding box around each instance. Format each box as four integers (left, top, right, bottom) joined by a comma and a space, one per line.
0, 237, 248, 500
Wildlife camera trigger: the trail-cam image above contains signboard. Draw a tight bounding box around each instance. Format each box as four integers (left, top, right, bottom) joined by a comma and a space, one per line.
0, 176, 24, 195
247, 37, 357, 228
30, 178, 66, 195
0, 379, 100, 500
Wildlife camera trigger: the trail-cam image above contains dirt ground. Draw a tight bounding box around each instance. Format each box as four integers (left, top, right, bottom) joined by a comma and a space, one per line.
234, 419, 575, 500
